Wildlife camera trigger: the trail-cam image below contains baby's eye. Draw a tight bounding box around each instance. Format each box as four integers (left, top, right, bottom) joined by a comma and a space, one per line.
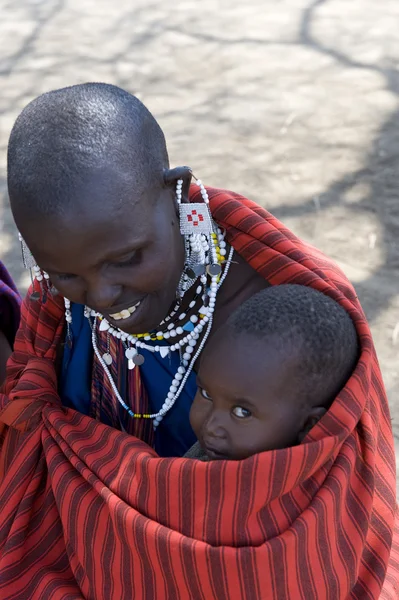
232, 406, 251, 419
200, 388, 212, 401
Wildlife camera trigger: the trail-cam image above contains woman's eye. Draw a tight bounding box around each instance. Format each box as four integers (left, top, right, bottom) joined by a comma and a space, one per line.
200, 388, 212, 401
232, 406, 251, 419
114, 252, 138, 267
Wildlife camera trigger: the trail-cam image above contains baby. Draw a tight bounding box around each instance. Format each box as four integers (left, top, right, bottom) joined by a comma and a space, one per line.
186, 284, 358, 461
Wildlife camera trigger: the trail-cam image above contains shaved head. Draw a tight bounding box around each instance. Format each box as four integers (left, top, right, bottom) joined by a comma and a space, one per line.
7, 83, 169, 223
225, 284, 358, 408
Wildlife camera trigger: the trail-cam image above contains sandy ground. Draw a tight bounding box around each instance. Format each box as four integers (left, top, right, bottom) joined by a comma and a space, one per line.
0, 0, 398, 488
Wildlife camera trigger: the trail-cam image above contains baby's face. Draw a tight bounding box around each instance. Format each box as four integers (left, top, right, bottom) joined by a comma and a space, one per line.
190, 331, 308, 460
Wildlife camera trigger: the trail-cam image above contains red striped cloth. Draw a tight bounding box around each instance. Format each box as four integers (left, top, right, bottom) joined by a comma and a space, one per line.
0, 188, 397, 599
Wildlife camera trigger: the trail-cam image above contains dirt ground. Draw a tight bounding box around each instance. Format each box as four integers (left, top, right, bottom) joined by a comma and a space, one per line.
0, 0, 398, 487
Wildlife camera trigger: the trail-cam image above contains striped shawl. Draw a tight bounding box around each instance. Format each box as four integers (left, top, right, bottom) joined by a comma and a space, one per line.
0, 188, 398, 599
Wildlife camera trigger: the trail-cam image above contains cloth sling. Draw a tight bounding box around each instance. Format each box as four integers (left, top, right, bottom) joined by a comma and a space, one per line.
0, 188, 398, 599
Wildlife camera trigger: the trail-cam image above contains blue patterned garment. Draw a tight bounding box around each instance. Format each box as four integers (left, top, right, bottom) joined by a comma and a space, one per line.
60, 303, 198, 456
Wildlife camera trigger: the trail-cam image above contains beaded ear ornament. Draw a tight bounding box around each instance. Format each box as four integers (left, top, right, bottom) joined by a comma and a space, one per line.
18, 232, 71, 343
176, 176, 226, 299
18, 232, 59, 302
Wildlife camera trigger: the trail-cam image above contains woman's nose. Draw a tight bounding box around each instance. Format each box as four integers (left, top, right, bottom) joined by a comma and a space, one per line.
85, 278, 122, 309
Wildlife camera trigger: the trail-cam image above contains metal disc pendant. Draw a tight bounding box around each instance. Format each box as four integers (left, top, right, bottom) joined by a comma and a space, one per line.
103, 353, 113, 366
186, 264, 206, 279
128, 359, 136, 370
207, 263, 222, 277
193, 264, 206, 276
133, 353, 145, 366
125, 347, 137, 360
30, 290, 41, 301
49, 285, 59, 296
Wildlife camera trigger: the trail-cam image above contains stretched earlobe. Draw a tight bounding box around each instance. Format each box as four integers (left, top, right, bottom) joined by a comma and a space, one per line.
163, 166, 193, 203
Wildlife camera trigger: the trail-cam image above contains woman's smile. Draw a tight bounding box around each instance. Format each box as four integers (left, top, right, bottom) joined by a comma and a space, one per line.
108, 300, 142, 321
98, 295, 151, 333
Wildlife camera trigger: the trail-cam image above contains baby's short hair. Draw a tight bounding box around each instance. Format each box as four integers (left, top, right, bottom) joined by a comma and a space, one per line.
227, 284, 358, 408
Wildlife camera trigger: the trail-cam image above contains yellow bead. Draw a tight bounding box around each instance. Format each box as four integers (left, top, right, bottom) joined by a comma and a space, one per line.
157, 335, 163, 340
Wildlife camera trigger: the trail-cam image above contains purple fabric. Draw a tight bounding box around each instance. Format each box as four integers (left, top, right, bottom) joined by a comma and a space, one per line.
0, 262, 21, 346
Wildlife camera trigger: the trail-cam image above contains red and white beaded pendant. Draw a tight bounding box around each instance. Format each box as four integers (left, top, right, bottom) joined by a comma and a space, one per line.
179, 204, 213, 236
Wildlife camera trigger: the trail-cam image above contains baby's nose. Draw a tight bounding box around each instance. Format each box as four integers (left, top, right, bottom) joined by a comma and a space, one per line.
203, 411, 227, 439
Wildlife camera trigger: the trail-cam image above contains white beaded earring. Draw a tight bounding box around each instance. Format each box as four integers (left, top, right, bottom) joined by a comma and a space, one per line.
18, 232, 35, 270
18, 232, 58, 303
177, 176, 221, 298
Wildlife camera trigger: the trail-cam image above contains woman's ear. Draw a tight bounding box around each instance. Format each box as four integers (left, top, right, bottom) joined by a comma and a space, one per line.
163, 166, 193, 203
297, 406, 327, 443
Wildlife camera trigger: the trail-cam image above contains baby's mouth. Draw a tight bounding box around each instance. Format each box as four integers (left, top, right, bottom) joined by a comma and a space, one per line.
203, 441, 229, 460
108, 300, 142, 321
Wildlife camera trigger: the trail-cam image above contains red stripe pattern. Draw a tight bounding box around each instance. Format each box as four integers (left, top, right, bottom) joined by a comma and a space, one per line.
91, 333, 154, 446
0, 188, 397, 599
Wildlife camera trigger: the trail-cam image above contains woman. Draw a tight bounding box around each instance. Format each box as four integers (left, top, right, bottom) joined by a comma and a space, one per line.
0, 261, 20, 384
0, 83, 397, 599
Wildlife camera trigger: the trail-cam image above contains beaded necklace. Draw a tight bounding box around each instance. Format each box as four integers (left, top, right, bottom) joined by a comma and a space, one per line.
90, 244, 233, 428
86, 179, 234, 428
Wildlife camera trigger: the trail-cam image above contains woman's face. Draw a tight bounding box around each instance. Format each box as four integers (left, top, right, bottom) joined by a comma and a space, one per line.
19, 177, 185, 335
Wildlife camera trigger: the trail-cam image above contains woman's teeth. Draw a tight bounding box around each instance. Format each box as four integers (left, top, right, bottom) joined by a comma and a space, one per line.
110, 301, 141, 321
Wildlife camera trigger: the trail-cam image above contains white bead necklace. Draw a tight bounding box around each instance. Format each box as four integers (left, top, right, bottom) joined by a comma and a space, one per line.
90, 274, 212, 367
91, 244, 234, 428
